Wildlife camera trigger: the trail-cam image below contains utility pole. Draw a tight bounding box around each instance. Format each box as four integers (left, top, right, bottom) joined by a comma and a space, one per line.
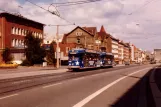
56, 25, 59, 68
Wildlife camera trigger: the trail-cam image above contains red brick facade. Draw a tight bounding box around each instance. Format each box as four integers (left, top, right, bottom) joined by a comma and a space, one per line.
0, 12, 44, 63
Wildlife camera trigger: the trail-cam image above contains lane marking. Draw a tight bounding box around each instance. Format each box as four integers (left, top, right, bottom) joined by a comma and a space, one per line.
0, 94, 18, 100
43, 82, 62, 88
73, 67, 151, 107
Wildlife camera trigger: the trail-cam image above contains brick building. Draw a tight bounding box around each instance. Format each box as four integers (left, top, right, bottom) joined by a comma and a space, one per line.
62, 25, 121, 63
118, 41, 124, 64
123, 43, 131, 62
97, 26, 119, 63
97, 26, 111, 52
62, 26, 95, 49
0, 12, 44, 63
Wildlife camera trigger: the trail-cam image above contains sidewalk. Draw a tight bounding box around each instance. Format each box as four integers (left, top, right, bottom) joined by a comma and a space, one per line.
0, 64, 127, 80
0, 66, 69, 80
149, 65, 161, 107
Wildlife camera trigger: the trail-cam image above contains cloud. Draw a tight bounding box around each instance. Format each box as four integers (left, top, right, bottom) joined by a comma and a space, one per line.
1, 0, 161, 51
0, 0, 19, 12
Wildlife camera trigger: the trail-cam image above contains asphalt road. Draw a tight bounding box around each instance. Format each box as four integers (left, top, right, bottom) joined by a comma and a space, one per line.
0, 65, 156, 107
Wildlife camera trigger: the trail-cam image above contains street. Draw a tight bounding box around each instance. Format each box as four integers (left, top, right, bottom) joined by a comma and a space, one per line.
0, 65, 155, 107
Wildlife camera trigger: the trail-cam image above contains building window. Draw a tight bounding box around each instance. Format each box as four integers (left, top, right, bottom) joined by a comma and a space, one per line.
16, 28, 18, 35
18, 28, 21, 35
11, 27, 14, 34
22, 29, 24, 36
12, 39, 15, 47
15, 39, 17, 46
77, 38, 80, 44
76, 32, 83, 36
24, 30, 26, 36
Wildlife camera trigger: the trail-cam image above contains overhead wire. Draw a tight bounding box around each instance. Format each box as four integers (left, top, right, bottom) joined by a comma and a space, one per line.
55, 0, 102, 7
52, 0, 102, 5
25, 0, 75, 25
128, 0, 157, 15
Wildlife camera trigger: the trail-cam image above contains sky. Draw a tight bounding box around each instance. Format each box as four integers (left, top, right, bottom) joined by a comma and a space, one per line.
0, 0, 161, 51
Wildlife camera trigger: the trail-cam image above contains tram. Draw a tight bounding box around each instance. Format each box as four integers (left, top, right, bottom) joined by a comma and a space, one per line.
100, 52, 114, 68
68, 48, 114, 70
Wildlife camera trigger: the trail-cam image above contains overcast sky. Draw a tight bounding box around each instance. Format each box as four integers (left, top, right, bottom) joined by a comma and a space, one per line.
0, 0, 161, 51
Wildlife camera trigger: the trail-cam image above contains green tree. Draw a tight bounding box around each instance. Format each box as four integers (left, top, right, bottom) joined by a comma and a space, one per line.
23, 32, 46, 65
46, 41, 56, 65
2, 47, 13, 63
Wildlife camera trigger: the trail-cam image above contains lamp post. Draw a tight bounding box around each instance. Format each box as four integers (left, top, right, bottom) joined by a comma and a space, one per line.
56, 25, 59, 69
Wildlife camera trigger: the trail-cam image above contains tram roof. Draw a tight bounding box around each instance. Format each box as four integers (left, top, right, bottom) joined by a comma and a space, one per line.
69, 48, 98, 54
99, 52, 114, 56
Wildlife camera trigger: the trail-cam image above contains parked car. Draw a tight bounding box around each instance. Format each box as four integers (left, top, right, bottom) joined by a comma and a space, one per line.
150, 61, 156, 64
125, 62, 130, 65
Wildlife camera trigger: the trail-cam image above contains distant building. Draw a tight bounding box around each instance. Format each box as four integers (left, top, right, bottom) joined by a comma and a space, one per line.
62, 26, 96, 50
130, 44, 135, 62
0, 12, 44, 64
123, 43, 131, 62
118, 41, 124, 64
154, 49, 161, 62
97, 26, 119, 63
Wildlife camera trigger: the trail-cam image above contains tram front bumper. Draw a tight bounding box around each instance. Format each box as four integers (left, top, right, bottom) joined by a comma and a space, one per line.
68, 66, 80, 69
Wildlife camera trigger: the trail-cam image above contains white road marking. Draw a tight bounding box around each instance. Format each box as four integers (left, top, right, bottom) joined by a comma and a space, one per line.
0, 94, 18, 100
43, 82, 62, 88
73, 67, 151, 107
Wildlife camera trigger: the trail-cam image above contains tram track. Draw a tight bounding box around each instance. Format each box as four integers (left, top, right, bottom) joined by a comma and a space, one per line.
0, 65, 139, 95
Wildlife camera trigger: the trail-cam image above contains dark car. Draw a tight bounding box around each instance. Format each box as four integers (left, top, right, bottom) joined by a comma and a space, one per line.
125, 62, 130, 65
150, 61, 156, 64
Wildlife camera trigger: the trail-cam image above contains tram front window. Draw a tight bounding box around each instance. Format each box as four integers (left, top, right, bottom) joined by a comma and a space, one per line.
69, 54, 82, 61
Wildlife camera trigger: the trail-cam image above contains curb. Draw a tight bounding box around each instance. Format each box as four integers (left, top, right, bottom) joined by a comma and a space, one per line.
149, 66, 161, 107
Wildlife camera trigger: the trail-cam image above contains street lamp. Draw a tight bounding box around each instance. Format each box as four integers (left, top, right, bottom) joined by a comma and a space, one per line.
56, 25, 59, 69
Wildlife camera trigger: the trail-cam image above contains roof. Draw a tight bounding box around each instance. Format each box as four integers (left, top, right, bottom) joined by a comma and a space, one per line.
0, 12, 45, 25
118, 41, 125, 45
97, 25, 111, 40
100, 25, 106, 33
98, 25, 119, 41
97, 32, 110, 40
65, 26, 94, 36
110, 36, 119, 41
62, 26, 94, 43
154, 49, 161, 51
82, 27, 97, 35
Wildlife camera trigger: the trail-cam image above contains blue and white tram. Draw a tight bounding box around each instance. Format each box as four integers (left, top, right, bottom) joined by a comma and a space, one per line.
68, 48, 101, 70
100, 52, 114, 68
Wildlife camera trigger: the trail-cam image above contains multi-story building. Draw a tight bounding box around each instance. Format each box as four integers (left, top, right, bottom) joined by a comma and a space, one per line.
62, 26, 96, 49
97, 26, 119, 63
123, 43, 131, 62
154, 49, 161, 62
118, 41, 124, 64
130, 44, 135, 62
0, 12, 44, 63
111, 36, 119, 63
97, 26, 111, 52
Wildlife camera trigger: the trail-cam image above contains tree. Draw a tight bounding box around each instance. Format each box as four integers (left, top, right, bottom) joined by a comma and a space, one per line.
46, 41, 56, 65
23, 32, 46, 65
2, 47, 13, 63
146, 55, 150, 61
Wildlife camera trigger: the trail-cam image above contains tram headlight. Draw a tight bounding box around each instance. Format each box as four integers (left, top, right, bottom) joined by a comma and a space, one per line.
100, 61, 103, 64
